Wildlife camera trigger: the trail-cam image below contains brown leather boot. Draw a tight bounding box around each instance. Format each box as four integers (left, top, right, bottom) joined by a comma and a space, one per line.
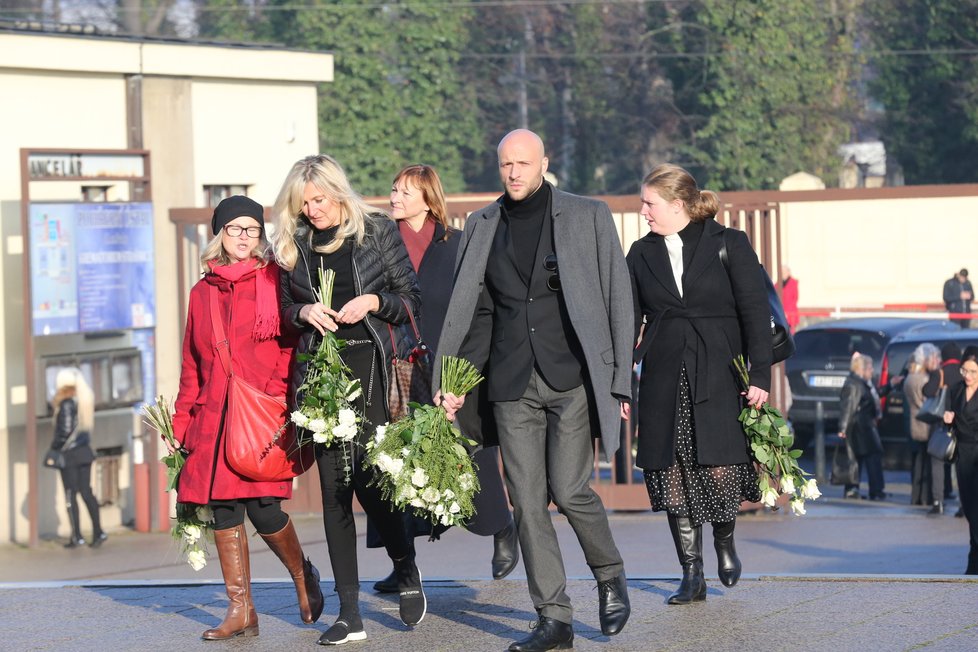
260, 518, 324, 624
202, 524, 259, 640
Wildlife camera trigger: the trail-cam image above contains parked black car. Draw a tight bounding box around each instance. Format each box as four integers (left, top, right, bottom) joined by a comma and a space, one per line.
786, 318, 960, 455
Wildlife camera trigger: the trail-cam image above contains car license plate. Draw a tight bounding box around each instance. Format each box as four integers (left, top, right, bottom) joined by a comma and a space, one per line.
808, 375, 846, 388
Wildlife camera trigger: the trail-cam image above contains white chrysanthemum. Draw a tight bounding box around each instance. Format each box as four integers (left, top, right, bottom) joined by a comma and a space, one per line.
422, 487, 440, 503
182, 524, 201, 545
800, 479, 821, 500
449, 501, 461, 514
196, 506, 214, 523
187, 549, 207, 571
312, 430, 329, 444
338, 408, 357, 427
332, 422, 357, 442
291, 411, 309, 427
781, 475, 795, 495
411, 467, 428, 488
790, 499, 806, 515
308, 418, 327, 433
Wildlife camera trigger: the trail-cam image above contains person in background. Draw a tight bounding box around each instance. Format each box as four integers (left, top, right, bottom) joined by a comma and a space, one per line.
941, 351, 978, 574
51, 368, 106, 549
925, 343, 963, 513
172, 195, 323, 640
273, 155, 426, 645
627, 163, 771, 607
904, 343, 939, 506
781, 264, 799, 333
368, 164, 519, 593
838, 353, 885, 501
943, 269, 973, 329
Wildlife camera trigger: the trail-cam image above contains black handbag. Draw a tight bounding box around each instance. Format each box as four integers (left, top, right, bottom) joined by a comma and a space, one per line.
915, 376, 947, 425
830, 442, 859, 486
43, 448, 66, 470
719, 233, 795, 364
927, 425, 957, 462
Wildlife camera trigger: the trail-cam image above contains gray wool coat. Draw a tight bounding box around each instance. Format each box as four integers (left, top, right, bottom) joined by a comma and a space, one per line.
433, 188, 634, 461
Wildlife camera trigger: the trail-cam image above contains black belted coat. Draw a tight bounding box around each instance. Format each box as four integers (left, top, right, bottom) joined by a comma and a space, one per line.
627, 218, 772, 470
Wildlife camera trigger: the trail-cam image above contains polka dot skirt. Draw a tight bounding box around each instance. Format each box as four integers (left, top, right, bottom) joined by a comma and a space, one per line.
644, 366, 760, 526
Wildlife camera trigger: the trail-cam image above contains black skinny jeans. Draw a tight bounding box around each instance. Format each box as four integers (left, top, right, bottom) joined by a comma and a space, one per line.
955, 441, 978, 574
317, 341, 411, 594
60, 462, 101, 539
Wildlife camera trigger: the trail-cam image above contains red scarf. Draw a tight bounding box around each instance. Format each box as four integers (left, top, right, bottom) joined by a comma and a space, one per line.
206, 259, 280, 342
398, 219, 435, 272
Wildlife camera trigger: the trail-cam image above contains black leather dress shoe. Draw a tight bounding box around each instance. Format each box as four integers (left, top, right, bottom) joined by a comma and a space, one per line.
372, 569, 398, 593
597, 572, 630, 636
492, 521, 520, 580
509, 616, 573, 652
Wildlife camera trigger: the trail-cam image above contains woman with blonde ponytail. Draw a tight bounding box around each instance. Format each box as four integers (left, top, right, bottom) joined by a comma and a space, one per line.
627, 163, 772, 605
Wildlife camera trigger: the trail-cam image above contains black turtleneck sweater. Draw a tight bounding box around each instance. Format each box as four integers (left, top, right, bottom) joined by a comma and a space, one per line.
310, 225, 370, 341
502, 182, 551, 281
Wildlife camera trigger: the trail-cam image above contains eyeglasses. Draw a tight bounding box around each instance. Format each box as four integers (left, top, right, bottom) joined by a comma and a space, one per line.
962, 367, 978, 376
543, 253, 560, 292
223, 224, 263, 238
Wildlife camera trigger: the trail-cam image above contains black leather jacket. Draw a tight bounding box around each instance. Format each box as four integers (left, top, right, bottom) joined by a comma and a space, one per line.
837, 373, 883, 456
280, 214, 421, 418
51, 397, 94, 464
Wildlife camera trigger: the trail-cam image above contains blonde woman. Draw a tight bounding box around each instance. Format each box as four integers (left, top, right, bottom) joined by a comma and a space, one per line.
51, 368, 105, 548
838, 353, 885, 500
172, 195, 323, 640
904, 343, 939, 505
272, 155, 425, 644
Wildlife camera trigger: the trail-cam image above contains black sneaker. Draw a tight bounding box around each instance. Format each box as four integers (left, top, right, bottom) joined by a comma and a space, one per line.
395, 556, 426, 626
317, 619, 366, 646
90, 532, 108, 548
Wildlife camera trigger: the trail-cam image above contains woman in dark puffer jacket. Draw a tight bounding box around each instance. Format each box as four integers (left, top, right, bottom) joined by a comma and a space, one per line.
272, 154, 425, 645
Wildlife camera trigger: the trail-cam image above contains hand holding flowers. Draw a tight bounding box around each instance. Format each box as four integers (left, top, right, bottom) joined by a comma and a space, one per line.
142, 395, 214, 570
366, 356, 484, 527
733, 356, 820, 515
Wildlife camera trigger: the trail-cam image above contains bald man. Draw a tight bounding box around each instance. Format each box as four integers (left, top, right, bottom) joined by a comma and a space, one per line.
434, 129, 632, 650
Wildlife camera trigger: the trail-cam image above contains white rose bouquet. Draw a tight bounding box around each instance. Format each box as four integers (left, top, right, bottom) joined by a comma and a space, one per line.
291, 265, 363, 484
734, 355, 821, 515
366, 356, 483, 527
141, 395, 214, 570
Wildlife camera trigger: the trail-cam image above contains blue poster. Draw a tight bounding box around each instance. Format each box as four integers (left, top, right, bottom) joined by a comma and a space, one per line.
29, 203, 156, 336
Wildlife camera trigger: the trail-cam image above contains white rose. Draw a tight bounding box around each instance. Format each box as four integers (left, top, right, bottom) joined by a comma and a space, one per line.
443, 489, 455, 500
761, 488, 779, 508
440, 513, 453, 526
187, 549, 207, 571
801, 479, 822, 500
388, 457, 404, 476
338, 409, 357, 427
196, 506, 214, 523
374, 424, 388, 444
411, 467, 428, 488
433, 503, 446, 515
376, 453, 394, 474
458, 473, 474, 491
403, 486, 417, 500
790, 499, 807, 516
422, 487, 441, 503
410, 498, 425, 509
291, 411, 309, 428
449, 501, 461, 514
312, 430, 329, 444
781, 475, 795, 495
182, 524, 201, 544
308, 418, 327, 433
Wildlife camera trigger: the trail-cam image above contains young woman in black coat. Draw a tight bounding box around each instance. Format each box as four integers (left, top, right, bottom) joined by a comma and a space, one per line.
942, 352, 978, 574
369, 164, 518, 591
626, 164, 771, 605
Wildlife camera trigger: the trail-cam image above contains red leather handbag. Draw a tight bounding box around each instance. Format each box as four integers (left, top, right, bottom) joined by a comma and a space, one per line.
210, 291, 313, 482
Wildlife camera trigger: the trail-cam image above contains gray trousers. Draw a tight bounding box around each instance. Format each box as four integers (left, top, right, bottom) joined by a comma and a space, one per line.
493, 369, 624, 625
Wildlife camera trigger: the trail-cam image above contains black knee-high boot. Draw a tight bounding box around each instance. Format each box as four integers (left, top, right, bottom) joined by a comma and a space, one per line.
712, 519, 741, 587
667, 514, 706, 605
64, 490, 84, 547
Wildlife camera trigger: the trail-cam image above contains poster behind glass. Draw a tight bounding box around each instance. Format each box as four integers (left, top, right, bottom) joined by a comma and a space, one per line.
29, 203, 155, 336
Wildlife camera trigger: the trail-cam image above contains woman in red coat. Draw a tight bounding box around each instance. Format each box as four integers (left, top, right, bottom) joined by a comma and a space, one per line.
172, 195, 323, 640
